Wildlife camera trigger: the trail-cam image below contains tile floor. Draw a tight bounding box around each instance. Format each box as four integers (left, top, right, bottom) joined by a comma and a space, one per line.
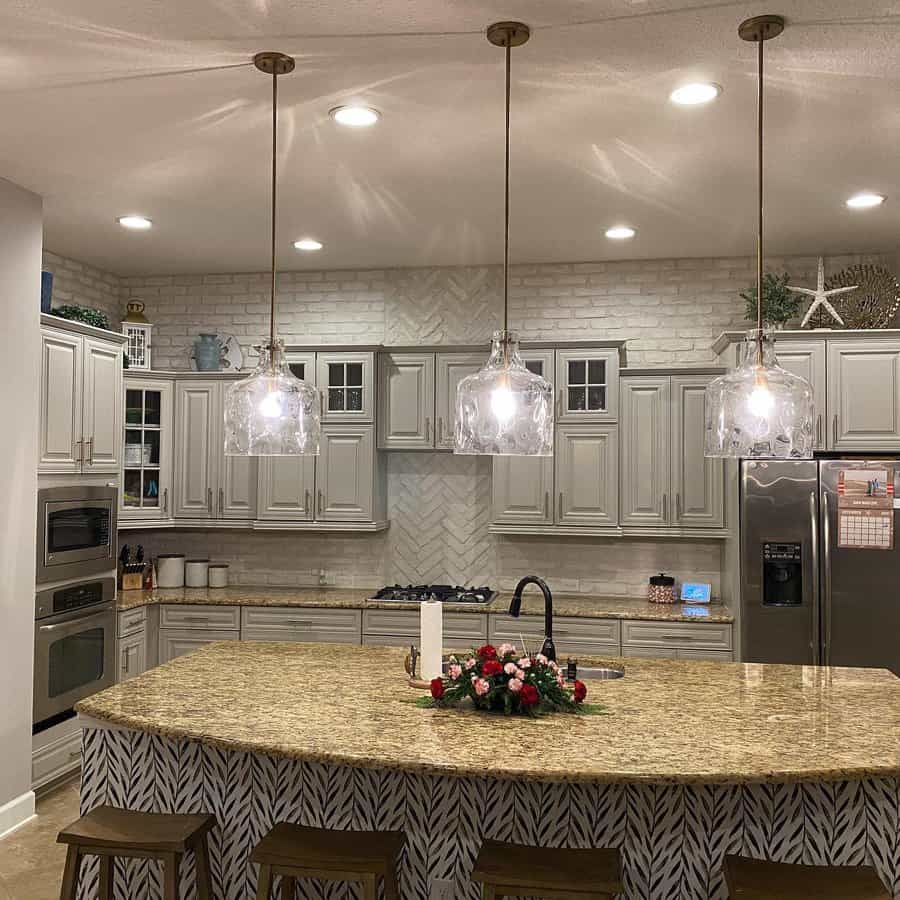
0, 778, 78, 900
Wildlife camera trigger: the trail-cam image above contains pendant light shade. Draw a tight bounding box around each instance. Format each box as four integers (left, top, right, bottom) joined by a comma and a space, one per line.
224, 51, 320, 457
704, 16, 814, 459
455, 22, 554, 456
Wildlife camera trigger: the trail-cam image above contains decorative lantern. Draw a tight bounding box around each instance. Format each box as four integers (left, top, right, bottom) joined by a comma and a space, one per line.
121, 300, 152, 370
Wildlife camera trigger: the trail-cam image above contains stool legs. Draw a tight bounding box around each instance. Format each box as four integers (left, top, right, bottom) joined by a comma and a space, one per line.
194, 837, 213, 900
482, 888, 503, 900
280, 874, 296, 900
383, 867, 400, 900
98, 856, 113, 900
59, 847, 80, 900
255, 864, 273, 900
162, 852, 181, 900
360, 873, 377, 900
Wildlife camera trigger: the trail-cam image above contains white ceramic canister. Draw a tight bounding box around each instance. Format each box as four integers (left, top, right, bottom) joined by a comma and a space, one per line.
156, 554, 185, 588
208, 563, 229, 589
184, 559, 210, 588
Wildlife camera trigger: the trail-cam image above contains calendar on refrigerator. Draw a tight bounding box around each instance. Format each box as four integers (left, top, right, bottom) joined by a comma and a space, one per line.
837, 467, 894, 550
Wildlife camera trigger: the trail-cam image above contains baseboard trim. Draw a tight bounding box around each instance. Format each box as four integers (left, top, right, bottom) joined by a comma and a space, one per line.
0, 789, 36, 841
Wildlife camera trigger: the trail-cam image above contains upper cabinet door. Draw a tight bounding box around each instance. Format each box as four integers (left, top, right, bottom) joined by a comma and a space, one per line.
219, 454, 258, 519
284, 351, 317, 386
173, 381, 219, 518
555, 349, 619, 423
377, 352, 435, 449
492, 456, 555, 525
555, 424, 619, 526
316, 425, 374, 521
619, 377, 670, 527
775, 339, 827, 449
434, 352, 485, 450
828, 341, 900, 450
671, 375, 724, 529
38, 328, 83, 474
257, 456, 316, 521
316, 351, 374, 423
122, 379, 173, 522
82, 337, 123, 474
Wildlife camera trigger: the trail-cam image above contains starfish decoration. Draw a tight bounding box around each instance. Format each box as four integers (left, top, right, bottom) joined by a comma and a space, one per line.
790, 257, 858, 328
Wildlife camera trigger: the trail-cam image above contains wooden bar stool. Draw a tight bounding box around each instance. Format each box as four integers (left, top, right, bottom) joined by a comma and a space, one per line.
724, 856, 890, 900
57, 805, 216, 900
472, 838, 622, 900
250, 822, 404, 900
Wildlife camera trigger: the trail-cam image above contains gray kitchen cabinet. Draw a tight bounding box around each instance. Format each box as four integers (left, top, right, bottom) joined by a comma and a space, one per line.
488, 614, 620, 657
32, 721, 82, 792
555, 424, 618, 526
317, 351, 374, 423
221, 454, 257, 519
377, 352, 435, 449
285, 351, 317, 385
158, 628, 240, 664
362, 609, 488, 646
257, 455, 316, 521
555, 348, 619, 423
775, 340, 827, 449
828, 340, 900, 450
622, 646, 678, 659
316, 425, 376, 522
118, 631, 147, 682
158, 603, 240, 664
38, 320, 125, 475
621, 619, 733, 653
434, 352, 485, 449
240, 606, 362, 643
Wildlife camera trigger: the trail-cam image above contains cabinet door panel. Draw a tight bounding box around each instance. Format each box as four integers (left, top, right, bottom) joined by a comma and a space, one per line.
775, 339, 827, 449
555, 424, 618, 526
117, 632, 147, 682
671, 375, 724, 528
317, 425, 374, 521
257, 456, 316, 521
158, 628, 239, 664
492, 455, 554, 524
38, 328, 83, 473
316, 351, 374, 423
828, 341, 900, 449
434, 352, 485, 449
174, 382, 218, 518
377, 353, 435, 449
619, 378, 669, 526
555, 349, 619, 423
220, 455, 258, 519
82, 337, 123, 473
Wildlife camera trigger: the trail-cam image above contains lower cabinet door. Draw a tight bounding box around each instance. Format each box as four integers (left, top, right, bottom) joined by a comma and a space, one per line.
158, 628, 240, 664
117, 631, 147, 681
555, 424, 619, 526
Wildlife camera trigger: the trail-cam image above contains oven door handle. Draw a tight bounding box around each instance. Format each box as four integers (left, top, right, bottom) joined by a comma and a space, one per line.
37, 602, 115, 633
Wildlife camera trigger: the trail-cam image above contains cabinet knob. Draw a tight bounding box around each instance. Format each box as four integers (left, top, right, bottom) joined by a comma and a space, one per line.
162, 488, 168, 516
832, 413, 838, 445
207, 487, 213, 513
425, 417, 431, 442
86, 436, 94, 465
437, 417, 443, 444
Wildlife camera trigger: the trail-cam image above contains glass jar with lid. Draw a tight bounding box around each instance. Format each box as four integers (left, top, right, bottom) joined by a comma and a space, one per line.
648, 573, 676, 604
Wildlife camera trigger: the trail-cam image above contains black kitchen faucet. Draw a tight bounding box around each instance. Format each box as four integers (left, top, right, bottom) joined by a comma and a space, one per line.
508, 575, 556, 662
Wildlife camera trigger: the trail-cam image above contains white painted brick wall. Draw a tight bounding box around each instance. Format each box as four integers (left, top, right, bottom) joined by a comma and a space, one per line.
41, 250, 122, 326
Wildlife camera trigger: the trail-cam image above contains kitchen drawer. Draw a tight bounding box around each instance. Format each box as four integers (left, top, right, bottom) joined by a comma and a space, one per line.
32, 730, 81, 791
675, 648, 734, 662
158, 628, 239, 664
489, 614, 620, 649
159, 604, 241, 630
362, 609, 488, 643
622, 646, 678, 660
241, 606, 362, 644
117, 606, 147, 637
621, 620, 732, 651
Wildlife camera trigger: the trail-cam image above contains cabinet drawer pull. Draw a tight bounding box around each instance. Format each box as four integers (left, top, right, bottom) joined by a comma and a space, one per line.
833, 413, 838, 445
425, 417, 431, 442
816, 414, 822, 447
86, 436, 94, 465
320, 390, 325, 417
437, 417, 443, 444
74, 439, 83, 464
68, 749, 82, 761
558, 491, 564, 519
283, 619, 314, 627
662, 494, 668, 521
318, 489, 324, 516
163, 487, 168, 515
180, 615, 211, 622
675, 492, 681, 521
219, 487, 224, 515
305, 489, 311, 513
121, 647, 129, 673
207, 488, 213, 513
544, 491, 549, 519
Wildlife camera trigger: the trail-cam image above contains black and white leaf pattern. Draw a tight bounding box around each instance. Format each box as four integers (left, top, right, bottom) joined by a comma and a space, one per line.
681, 783, 742, 900
741, 781, 804, 863
803, 780, 867, 866
863, 778, 900, 896
624, 783, 685, 900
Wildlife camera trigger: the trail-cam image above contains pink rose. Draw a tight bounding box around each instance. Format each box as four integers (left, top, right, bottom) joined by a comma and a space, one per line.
448, 664, 462, 679
536, 653, 548, 665
498, 643, 517, 657
515, 668, 526, 680
556, 673, 566, 687
474, 678, 490, 696
465, 657, 477, 670
518, 657, 531, 669
549, 660, 559, 672
508, 677, 523, 693
504, 662, 518, 675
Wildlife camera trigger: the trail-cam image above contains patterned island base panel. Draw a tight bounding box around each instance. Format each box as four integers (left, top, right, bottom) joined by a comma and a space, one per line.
77, 727, 899, 900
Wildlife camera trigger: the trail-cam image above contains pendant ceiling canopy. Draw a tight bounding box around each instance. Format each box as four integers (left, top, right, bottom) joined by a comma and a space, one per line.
224, 52, 321, 457
455, 22, 554, 457
704, 16, 814, 460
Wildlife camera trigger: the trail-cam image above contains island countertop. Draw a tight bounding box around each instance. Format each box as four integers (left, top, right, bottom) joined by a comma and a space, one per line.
76, 641, 899, 786
115, 585, 734, 623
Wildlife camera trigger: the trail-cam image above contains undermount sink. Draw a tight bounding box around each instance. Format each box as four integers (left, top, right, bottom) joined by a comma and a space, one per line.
571, 666, 625, 681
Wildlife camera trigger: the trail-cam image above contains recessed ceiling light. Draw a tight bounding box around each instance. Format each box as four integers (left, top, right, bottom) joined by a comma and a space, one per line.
605, 225, 636, 240
117, 215, 152, 230
846, 192, 886, 210
329, 105, 380, 127
294, 238, 323, 251
670, 82, 722, 106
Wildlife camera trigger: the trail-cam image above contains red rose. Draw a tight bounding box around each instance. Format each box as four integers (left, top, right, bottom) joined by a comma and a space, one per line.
519, 683, 539, 707
573, 679, 587, 703
430, 678, 445, 699
476, 644, 498, 660
481, 659, 503, 677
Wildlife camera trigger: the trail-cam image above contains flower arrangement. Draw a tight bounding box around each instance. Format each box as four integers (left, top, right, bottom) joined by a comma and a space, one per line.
422, 643, 594, 717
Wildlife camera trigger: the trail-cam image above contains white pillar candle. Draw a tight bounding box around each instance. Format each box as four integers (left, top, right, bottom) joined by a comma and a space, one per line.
420, 600, 443, 681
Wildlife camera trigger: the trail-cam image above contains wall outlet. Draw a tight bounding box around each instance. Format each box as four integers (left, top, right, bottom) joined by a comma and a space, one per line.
318, 569, 331, 586
429, 879, 455, 900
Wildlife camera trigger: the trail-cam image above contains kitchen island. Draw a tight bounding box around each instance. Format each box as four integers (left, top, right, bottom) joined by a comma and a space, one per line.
76, 642, 900, 900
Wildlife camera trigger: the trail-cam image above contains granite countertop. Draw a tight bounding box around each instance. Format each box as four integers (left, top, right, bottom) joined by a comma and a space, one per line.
116, 586, 733, 623
76, 641, 899, 785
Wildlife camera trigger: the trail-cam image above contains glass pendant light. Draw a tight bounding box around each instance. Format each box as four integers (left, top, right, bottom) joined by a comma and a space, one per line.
705, 16, 814, 459
224, 52, 320, 456
455, 22, 553, 456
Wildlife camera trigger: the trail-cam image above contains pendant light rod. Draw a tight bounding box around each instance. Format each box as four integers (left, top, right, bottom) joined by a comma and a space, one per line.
738, 15, 784, 364
253, 51, 295, 367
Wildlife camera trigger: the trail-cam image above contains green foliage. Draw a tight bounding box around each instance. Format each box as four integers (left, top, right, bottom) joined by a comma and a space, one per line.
52, 304, 110, 330
742, 272, 800, 326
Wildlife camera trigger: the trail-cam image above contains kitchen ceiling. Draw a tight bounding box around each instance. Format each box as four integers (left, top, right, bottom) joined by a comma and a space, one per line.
2, 0, 899, 275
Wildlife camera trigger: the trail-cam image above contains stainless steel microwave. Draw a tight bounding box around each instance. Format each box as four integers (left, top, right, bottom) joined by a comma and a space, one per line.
36, 485, 118, 584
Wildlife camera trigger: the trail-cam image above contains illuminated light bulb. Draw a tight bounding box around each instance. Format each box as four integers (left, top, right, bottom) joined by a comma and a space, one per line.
747, 385, 774, 418
259, 391, 283, 419
491, 385, 517, 423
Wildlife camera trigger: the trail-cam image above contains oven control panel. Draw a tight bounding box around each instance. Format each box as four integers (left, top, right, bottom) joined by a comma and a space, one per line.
35, 576, 115, 620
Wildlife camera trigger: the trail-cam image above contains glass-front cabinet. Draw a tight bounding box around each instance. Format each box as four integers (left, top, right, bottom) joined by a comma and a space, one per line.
121, 377, 173, 523
556, 348, 620, 422
317, 351, 374, 422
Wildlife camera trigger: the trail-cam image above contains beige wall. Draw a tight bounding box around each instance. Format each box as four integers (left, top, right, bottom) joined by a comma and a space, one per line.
41, 250, 121, 328
0, 178, 41, 833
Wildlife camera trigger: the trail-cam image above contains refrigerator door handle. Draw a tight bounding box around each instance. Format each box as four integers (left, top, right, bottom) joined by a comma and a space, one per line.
809, 491, 820, 663
822, 490, 832, 665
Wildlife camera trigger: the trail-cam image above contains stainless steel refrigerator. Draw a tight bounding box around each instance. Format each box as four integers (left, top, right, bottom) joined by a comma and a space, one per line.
741, 457, 900, 674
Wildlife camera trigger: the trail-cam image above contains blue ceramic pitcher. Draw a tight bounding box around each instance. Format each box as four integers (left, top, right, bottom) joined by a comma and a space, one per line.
193, 333, 224, 371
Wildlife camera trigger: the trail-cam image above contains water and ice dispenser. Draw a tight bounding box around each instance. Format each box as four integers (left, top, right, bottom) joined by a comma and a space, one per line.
762, 542, 803, 607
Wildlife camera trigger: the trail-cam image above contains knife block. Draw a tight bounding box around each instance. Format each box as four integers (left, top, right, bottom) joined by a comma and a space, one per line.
120, 570, 145, 591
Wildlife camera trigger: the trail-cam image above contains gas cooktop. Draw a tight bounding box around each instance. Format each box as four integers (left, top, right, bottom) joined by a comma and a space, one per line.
370, 584, 496, 605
